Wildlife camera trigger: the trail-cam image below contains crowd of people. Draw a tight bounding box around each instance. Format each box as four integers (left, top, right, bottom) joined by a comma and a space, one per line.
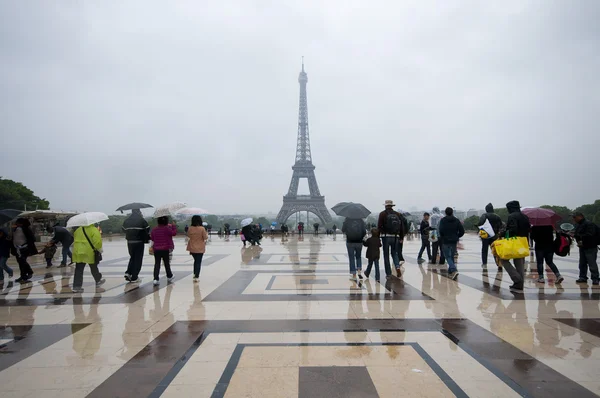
0, 200, 598, 294
338, 199, 599, 293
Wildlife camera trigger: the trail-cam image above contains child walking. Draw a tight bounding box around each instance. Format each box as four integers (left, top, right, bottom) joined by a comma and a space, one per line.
0, 228, 14, 283
364, 228, 382, 282
40, 242, 58, 268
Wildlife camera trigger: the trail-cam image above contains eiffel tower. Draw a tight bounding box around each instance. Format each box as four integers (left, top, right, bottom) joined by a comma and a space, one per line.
276, 60, 332, 225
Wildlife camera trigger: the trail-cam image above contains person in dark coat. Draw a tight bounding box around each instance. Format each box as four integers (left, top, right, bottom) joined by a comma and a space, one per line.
417, 213, 432, 264
0, 227, 14, 282
478, 203, 503, 270
342, 217, 367, 280
122, 209, 150, 283
499, 201, 531, 292
572, 212, 599, 285
530, 225, 563, 284
438, 207, 465, 280
47, 225, 74, 266
363, 228, 382, 282
12, 218, 38, 283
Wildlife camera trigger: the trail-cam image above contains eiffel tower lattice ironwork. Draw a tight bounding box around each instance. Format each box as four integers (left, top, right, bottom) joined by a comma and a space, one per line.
276, 61, 332, 225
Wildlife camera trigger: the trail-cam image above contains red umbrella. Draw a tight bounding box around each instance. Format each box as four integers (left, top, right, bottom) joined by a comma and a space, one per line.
521, 208, 561, 227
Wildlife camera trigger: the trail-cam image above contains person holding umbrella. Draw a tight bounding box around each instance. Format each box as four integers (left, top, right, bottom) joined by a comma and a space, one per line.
150, 216, 177, 286
521, 207, 564, 284
122, 209, 150, 283
71, 220, 106, 293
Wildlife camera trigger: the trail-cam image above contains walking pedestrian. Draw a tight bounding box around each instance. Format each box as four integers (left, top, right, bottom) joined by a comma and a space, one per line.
12, 218, 37, 283
430, 207, 445, 265
47, 225, 74, 266
71, 223, 105, 293
377, 200, 407, 278
0, 228, 14, 283
477, 203, 503, 270
342, 217, 366, 280
364, 228, 382, 282
530, 225, 564, 284
122, 209, 150, 283
438, 207, 465, 280
572, 212, 599, 285
417, 213, 432, 264
499, 201, 531, 292
313, 223, 319, 236
150, 216, 177, 286
187, 215, 209, 282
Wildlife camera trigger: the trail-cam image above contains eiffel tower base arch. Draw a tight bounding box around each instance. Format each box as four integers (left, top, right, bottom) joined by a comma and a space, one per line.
276, 198, 332, 225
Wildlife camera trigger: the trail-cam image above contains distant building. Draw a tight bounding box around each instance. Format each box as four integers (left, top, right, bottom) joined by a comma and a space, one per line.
454, 210, 467, 221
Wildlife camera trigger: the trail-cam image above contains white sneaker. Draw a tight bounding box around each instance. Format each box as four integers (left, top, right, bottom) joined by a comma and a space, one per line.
168, 276, 175, 283
399, 260, 406, 266
193, 277, 199, 282
153, 280, 159, 286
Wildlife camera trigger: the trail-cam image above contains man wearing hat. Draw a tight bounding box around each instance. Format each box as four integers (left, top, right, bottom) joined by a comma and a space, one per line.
377, 200, 407, 278
572, 212, 599, 285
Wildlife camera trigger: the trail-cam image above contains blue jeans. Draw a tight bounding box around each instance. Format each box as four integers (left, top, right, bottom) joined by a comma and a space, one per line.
62, 244, 72, 265
382, 237, 400, 276
346, 242, 363, 273
442, 243, 458, 274
535, 247, 561, 277
0, 257, 13, 280
365, 259, 380, 280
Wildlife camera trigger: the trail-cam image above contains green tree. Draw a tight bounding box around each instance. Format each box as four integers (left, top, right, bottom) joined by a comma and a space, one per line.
99, 215, 127, 234
256, 217, 270, 227
574, 200, 600, 220
204, 215, 220, 227
593, 212, 600, 225
463, 215, 480, 231
0, 177, 50, 210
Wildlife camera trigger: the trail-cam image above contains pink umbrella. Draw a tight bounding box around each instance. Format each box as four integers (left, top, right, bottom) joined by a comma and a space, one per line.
521, 208, 561, 227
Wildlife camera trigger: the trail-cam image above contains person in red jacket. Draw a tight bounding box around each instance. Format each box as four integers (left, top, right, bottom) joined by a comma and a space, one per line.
150, 216, 177, 286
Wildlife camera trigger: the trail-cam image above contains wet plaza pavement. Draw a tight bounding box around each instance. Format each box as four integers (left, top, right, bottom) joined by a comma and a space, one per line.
1, 234, 600, 397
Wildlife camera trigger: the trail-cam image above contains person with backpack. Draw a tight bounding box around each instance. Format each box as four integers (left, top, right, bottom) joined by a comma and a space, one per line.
377, 200, 406, 278
530, 225, 563, 284
364, 228, 382, 282
417, 213, 432, 264
342, 217, 367, 280
438, 207, 465, 280
572, 212, 599, 285
500, 201, 531, 292
429, 207, 445, 265
478, 203, 503, 270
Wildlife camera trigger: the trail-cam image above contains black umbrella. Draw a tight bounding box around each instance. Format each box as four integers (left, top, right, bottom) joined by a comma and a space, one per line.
115, 202, 153, 213
0, 209, 22, 225
331, 202, 371, 219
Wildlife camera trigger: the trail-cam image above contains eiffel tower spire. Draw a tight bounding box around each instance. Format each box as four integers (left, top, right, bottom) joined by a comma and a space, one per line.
276, 60, 332, 225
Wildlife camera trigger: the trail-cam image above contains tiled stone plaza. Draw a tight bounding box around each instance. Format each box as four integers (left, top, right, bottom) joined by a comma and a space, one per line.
1, 233, 599, 397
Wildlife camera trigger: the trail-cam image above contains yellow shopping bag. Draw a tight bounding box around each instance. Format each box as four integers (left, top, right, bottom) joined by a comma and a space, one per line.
492, 235, 530, 260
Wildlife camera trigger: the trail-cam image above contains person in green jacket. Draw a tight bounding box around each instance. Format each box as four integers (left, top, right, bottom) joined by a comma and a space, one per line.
71, 224, 105, 293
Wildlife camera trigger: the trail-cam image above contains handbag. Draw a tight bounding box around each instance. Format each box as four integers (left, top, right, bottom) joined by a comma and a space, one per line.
82, 227, 103, 264
479, 218, 496, 239
492, 232, 529, 260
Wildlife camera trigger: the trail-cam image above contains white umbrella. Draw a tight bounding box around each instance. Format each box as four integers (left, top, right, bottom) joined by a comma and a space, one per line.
153, 202, 187, 218
66, 212, 109, 228
241, 218, 253, 227
176, 207, 210, 216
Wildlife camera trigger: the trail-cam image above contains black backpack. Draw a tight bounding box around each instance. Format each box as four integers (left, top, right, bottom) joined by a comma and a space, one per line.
346, 219, 364, 241
384, 212, 402, 235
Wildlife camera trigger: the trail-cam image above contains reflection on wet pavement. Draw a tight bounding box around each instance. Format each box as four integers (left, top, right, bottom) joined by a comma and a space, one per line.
1, 235, 599, 397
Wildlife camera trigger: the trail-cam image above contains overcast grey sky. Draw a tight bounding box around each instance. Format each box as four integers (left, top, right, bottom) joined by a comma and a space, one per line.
1, 1, 599, 215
